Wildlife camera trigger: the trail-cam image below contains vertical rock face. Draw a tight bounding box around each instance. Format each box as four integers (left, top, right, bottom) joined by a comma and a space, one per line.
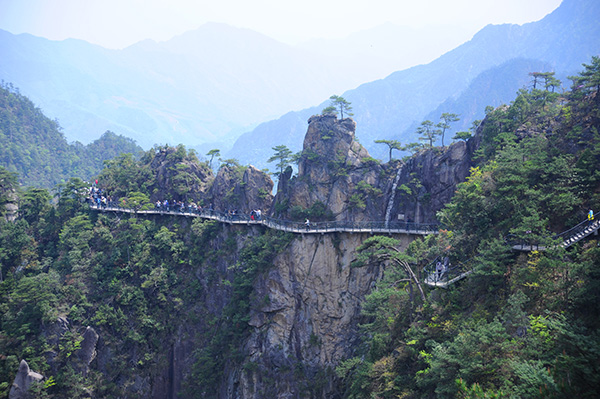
233, 233, 414, 397
75, 326, 99, 376
1, 188, 18, 222
273, 114, 480, 225
274, 114, 388, 222
149, 146, 214, 203
388, 139, 478, 224
9, 360, 43, 399
218, 115, 481, 396
209, 165, 274, 213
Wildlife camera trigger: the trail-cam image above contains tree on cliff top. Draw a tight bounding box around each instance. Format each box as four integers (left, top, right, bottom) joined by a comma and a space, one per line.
206, 148, 220, 170
437, 112, 460, 147
570, 55, 600, 101
375, 139, 403, 162
416, 120, 439, 147
328, 95, 353, 119
268, 145, 293, 178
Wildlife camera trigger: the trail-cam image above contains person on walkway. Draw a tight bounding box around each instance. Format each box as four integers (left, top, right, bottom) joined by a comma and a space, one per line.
305, 219, 310, 231
589, 209, 594, 226
436, 261, 443, 281
443, 256, 450, 274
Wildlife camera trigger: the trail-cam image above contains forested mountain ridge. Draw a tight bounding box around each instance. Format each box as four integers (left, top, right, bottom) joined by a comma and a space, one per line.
0, 82, 142, 188
1, 56, 599, 398
228, 0, 600, 168
336, 57, 600, 398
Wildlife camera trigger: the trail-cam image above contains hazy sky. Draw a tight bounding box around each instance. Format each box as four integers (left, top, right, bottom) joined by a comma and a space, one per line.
0, 0, 562, 49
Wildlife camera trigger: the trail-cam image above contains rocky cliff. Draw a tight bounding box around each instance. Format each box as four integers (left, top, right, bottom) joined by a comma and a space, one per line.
232, 232, 415, 397
274, 114, 479, 225
5, 115, 481, 399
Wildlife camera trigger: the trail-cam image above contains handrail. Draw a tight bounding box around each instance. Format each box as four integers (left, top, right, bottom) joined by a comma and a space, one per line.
426, 217, 600, 288
507, 218, 600, 251
86, 201, 439, 236
422, 254, 472, 288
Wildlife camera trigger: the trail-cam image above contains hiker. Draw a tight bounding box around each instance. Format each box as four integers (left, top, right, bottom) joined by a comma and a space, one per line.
589, 209, 594, 226
436, 261, 443, 281
305, 219, 310, 231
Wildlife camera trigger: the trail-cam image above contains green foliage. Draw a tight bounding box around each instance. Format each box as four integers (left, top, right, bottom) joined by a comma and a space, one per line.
206, 148, 220, 169
417, 120, 439, 147
337, 58, 600, 399
569, 55, 600, 102
0, 82, 142, 188
328, 95, 353, 119
453, 131, 472, 141
289, 201, 333, 222
329, 152, 350, 177
437, 112, 460, 147
374, 139, 402, 162
267, 144, 293, 178
124, 191, 151, 211
321, 105, 337, 116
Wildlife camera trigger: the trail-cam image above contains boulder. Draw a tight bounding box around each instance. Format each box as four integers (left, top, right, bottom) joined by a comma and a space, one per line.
9, 360, 43, 399
75, 326, 99, 376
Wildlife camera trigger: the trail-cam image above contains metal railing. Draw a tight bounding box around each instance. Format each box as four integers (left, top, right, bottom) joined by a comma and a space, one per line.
87, 201, 439, 236
421, 254, 472, 287
507, 218, 600, 251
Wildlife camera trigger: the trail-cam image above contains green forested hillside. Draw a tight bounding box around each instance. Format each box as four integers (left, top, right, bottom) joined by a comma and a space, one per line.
0, 58, 599, 398
0, 82, 142, 188
337, 57, 600, 398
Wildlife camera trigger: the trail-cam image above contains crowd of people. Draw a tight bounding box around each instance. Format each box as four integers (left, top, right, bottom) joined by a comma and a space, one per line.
86, 182, 265, 222
154, 199, 202, 213
88, 186, 110, 209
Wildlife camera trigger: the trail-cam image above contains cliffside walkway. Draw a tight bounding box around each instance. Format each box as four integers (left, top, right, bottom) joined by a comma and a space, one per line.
422, 256, 473, 289
88, 204, 439, 236
508, 218, 600, 251
424, 217, 600, 288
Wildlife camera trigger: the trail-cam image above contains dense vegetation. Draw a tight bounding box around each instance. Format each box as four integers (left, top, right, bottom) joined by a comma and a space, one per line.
0, 167, 290, 397
0, 56, 599, 398
336, 57, 600, 398
0, 82, 142, 188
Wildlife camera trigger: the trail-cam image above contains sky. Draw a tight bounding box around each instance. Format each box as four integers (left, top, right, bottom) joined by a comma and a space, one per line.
0, 0, 563, 49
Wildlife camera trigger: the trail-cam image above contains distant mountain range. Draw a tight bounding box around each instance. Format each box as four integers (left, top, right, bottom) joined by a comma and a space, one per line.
0, 21, 467, 150
227, 0, 600, 167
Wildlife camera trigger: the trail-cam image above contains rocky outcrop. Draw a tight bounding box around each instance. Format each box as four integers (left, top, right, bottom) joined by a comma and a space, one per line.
231, 232, 415, 397
274, 114, 388, 221
273, 114, 479, 224
1, 187, 18, 222
43, 316, 70, 373
149, 145, 214, 203
9, 360, 43, 399
74, 326, 99, 376
386, 139, 477, 224
209, 165, 274, 213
